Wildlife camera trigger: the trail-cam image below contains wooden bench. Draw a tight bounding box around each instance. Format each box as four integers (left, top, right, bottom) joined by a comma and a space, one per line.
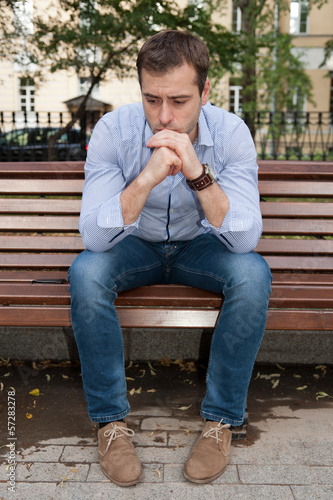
1, 160, 333, 331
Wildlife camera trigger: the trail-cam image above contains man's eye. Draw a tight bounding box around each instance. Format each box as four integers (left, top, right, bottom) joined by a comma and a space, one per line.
174, 101, 185, 105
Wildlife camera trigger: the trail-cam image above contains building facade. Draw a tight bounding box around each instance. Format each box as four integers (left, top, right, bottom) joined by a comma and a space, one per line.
0, 1, 332, 127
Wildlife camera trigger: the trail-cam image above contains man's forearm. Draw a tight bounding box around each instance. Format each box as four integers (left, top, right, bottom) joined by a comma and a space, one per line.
197, 182, 230, 228
120, 173, 153, 225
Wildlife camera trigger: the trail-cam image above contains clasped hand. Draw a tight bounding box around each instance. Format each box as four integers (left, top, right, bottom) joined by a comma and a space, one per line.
145, 129, 203, 187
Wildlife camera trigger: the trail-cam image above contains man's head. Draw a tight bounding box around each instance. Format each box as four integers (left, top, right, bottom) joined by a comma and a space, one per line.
136, 30, 210, 96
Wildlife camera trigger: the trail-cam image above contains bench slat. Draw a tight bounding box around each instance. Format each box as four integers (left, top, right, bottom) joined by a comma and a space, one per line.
0, 271, 69, 282
1, 283, 332, 309
2, 199, 332, 218
256, 239, 333, 254
0, 215, 79, 231
262, 219, 333, 235
0, 198, 81, 214
1, 253, 332, 271
1, 179, 333, 197
0, 235, 84, 251
258, 161, 333, 180
0, 161, 85, 178
1, 306, 333, 330
260, 202, 333, 218
0, 179, 84, 195
2, 216, 332, 234
1, 253, 77, 268
1, 236, 332, 255
3, 160, 333, 180
259, 180, 333, 197
0, 271, 332, 287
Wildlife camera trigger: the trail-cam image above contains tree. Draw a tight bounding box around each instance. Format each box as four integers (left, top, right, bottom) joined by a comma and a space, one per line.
1, 0, 242, 159
231, 0, 326, 137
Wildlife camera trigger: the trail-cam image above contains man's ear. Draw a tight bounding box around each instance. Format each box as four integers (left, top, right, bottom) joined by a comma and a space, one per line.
201, 79, 210, 106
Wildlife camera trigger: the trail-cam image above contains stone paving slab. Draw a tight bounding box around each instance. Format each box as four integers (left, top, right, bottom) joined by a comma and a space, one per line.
291, 485, 333, 500
212, 484, 295, 499
238, 464, 333, 485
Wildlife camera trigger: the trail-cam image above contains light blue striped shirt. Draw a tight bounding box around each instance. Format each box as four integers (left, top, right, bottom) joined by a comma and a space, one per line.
79, 102, 262, 254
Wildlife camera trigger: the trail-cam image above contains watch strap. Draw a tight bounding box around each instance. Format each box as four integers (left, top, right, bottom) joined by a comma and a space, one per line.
186, 164, 215, 191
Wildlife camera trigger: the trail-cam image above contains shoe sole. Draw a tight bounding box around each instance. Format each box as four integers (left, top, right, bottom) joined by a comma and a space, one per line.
183, 464, 227, 484
101, 466, 143, 487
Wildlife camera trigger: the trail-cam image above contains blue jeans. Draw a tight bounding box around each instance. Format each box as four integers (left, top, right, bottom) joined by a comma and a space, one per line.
68, 234, 272, 426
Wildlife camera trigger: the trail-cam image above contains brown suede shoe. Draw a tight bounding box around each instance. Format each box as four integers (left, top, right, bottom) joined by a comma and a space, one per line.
184, 420, 232, 483
98, 421, 142, 487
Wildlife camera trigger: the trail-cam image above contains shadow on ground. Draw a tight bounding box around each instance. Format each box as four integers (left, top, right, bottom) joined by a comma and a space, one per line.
0, 358, 332, 454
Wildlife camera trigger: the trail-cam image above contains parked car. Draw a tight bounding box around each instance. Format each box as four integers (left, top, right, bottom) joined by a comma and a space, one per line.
0, 127, 87, 161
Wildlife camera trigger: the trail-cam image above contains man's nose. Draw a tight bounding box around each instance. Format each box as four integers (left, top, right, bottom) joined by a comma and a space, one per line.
159, 103, 173, 125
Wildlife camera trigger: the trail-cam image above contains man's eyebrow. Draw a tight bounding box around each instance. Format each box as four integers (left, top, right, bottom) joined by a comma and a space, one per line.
143, 92, 192, 99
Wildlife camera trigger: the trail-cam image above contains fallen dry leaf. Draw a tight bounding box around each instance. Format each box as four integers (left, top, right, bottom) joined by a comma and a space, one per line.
260, 373, 280, 380
296, 385, 308, 391
26, 413, 33, 419
155, 468, 161, 478
315, 391, 332, 400
276, 363, 286, 371
271, 379, 280, 389
159, 357, 171, 366
148, 362, 156, 376
126, 377, 135, 381
147, 389, 157, 393
29, 389, 40, 397
177, 404, 192, 411
129, 388, 135, 396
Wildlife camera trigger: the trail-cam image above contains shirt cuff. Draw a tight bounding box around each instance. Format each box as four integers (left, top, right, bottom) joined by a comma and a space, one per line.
96, 192, 141, 230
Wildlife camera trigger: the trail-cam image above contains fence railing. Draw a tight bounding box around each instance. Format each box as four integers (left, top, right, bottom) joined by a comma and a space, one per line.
1, 110, 333, 161
243, 111, 333, 161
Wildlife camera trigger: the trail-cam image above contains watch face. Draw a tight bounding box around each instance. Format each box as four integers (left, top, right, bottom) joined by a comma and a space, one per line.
204, 164, 216, 181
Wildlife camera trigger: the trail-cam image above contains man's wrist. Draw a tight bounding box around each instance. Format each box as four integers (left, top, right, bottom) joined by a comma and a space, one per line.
186, 164, 216, 191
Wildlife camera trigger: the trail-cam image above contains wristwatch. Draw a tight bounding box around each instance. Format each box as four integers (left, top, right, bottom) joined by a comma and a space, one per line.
186, 164, 216, 191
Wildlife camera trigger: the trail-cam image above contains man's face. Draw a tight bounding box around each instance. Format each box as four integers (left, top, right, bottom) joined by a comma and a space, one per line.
141, 63, 210, 144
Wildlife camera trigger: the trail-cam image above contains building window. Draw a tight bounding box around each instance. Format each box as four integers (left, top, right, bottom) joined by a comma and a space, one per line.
290, 1, 309, 35
232, 2, 242, 32
229, 82, 242, 115
19, 77, 35, 112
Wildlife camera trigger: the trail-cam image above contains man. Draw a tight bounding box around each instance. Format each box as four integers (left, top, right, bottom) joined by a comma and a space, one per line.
69, 30, 272, 487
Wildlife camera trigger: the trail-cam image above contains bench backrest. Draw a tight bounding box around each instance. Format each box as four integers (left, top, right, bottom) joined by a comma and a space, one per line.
1, 160, 333, 284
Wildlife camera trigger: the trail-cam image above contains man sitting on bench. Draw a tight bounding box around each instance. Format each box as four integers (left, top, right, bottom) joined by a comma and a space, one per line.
69, 30, 272, 487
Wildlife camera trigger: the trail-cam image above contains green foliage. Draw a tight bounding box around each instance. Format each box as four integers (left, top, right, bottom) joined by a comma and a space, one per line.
2, 0, 242, 88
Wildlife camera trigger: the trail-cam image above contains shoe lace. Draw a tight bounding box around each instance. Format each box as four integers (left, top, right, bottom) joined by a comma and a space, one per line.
100, 424, 135, 456
203, 420, 231, 444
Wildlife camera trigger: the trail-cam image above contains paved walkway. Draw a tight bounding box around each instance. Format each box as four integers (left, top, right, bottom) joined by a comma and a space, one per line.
0, 361, 332, 499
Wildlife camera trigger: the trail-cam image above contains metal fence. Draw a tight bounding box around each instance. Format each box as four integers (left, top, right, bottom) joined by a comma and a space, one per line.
244, 111, 333, 161
1, 110, 332, 161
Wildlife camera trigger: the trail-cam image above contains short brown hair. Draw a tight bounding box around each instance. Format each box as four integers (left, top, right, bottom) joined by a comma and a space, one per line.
136, 30, 210, 95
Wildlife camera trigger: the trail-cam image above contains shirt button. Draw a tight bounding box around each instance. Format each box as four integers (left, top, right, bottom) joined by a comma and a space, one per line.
170, 209, 174, 213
